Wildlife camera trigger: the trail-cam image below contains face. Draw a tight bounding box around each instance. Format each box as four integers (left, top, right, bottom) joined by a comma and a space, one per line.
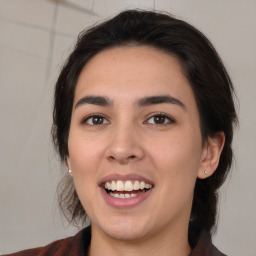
67, 46, 208, 242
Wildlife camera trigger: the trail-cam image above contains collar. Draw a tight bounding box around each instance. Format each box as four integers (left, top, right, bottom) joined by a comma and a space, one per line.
10, 226, 226, 256
78, 226, 226, 256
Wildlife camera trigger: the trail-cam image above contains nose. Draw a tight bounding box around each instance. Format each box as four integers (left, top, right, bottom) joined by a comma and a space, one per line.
105, 124, 145, 165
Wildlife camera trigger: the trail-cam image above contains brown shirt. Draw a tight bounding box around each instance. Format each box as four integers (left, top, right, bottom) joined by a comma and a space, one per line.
4, 226, 227, 256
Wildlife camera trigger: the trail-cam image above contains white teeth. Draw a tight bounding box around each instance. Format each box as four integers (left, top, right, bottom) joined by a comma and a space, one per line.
140, 181, 145, 189
109, 192, 141, 199
124, 180, 133, 191
125, 193, 131, 198
145, 183, 152, 189
105, 182, 111, 190
120, 194, 125, 199
109, 193, 119, 198
116, 180, 124, 191
104, 180, 153, 192
133, 180, 140, 190
111, 181, 116, 191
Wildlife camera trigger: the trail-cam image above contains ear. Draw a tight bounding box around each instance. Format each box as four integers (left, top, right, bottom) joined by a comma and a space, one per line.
66, 157, 73, 177
197, 132, 225, 179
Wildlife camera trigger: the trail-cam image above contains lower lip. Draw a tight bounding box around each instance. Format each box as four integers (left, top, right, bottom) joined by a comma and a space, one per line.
100, 187, 153, 208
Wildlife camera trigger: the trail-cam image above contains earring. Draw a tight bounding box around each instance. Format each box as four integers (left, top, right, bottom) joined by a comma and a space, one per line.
204, 170, 208, 174
68, 169, 72, 174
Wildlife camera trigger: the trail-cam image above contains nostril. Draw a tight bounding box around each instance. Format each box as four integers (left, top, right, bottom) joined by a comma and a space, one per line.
107, 154, 136, 161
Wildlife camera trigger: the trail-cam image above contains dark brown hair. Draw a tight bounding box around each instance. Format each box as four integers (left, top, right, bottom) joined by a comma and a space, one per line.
52, 10, 237, 237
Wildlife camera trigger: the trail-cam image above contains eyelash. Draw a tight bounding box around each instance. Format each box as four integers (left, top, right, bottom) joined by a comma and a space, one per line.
81, 114, 110, 125
144, 112, 175, 126
81, 112, 175, 126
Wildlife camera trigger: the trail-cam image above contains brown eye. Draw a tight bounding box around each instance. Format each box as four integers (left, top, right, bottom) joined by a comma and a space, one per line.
146, 114, 174, 125
154, 116, 166, 124
92, 116, 104, 124
84, 115, 109, 125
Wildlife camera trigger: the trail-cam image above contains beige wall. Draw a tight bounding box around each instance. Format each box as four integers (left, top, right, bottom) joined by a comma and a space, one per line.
0, 0, 255, 255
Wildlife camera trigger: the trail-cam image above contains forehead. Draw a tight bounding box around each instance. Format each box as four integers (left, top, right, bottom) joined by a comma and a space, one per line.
74, 46, 195, 106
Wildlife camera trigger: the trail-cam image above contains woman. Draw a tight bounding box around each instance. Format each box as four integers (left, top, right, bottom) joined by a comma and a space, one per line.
6, 9, 237, 256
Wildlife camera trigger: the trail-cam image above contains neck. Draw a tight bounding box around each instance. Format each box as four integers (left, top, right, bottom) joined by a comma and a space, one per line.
88, 224, 191, 256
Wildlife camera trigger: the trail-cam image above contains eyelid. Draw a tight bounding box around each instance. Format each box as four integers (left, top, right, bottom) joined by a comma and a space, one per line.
144, 112, 175, 125
81, 113, 110, 125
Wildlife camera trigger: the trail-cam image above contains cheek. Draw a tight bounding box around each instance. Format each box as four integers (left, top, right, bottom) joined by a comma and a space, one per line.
67, 136, 102, 212
153, 133, 202, 173
68, 133, 104, 184
150, 134, 201, 216
150, 128, 203, 201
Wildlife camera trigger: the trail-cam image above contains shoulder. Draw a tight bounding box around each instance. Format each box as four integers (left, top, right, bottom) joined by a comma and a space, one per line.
2, 237, 72, 256
2, 227, 91, 256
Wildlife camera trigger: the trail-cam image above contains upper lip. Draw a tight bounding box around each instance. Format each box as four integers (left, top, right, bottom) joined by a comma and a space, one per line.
99, 173, 154, 186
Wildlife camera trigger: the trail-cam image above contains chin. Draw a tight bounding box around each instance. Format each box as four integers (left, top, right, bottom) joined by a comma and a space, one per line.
93, 216, 152, 242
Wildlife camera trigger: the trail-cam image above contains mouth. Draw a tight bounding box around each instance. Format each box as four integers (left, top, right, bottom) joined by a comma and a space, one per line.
103, 180, 154, 199
99, 174, 154, 207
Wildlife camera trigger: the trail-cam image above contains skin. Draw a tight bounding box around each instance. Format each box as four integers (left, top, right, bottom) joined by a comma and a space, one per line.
67, 46, 224, 256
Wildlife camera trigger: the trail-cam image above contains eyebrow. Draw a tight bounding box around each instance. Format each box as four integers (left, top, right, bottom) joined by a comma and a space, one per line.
136, 95, 185, 109
75, 96, 112, 109
75, 95, 185, 109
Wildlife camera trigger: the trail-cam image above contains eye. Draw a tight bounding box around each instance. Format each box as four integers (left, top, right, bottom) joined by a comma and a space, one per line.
83, 115, 110, 125
145, 113, 174, 125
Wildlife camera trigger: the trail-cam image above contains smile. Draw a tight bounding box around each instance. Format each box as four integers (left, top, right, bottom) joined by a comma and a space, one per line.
104, 180, 153, 199
99, 174, 154, 207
